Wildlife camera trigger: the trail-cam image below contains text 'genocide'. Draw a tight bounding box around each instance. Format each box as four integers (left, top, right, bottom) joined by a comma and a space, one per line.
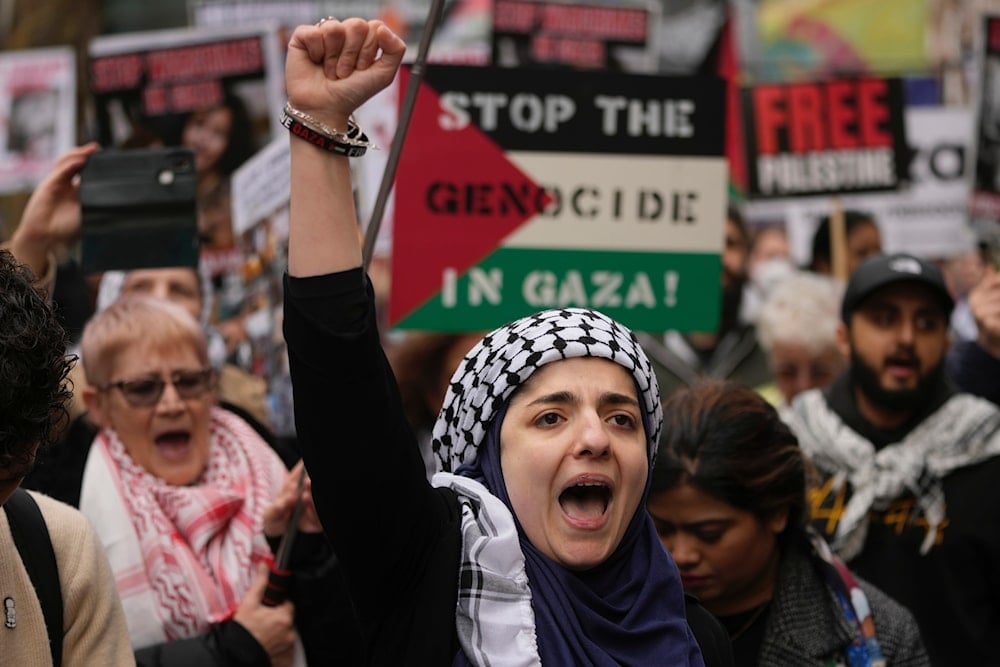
425, 182, 698, 223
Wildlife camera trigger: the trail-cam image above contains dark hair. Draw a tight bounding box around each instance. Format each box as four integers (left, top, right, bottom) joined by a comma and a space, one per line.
0, 251, 72, 473
213, 91, 255, 176
168, 90, 256, 176
727, 204, 749, 249
651, 380, 807, 537
388, 332, 480, 431
809, 210, 877, 272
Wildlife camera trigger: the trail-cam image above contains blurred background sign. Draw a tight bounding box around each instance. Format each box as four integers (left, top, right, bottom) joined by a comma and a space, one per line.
0, 47, 75, 195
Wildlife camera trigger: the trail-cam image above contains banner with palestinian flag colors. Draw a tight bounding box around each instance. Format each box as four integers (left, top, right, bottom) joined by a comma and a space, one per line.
390, 65, 727, 333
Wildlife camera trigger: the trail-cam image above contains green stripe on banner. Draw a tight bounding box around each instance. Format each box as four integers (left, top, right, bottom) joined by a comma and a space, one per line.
395, 248, 722, 333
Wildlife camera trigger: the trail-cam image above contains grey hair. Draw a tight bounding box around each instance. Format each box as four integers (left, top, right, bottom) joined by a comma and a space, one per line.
757, 271, 844, 354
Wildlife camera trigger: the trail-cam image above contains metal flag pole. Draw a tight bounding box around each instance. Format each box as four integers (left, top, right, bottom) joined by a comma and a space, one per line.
361, 0, 448, 272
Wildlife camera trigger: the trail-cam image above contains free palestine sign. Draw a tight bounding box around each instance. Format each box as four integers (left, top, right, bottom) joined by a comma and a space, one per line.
391, 65, 728, 333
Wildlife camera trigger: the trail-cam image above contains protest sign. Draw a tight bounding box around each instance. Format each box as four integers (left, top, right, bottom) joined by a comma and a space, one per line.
231, 136, 289, 237
0, 47, 75, 194
972, 14, 1000, 221
189, 0, 321, 28
739, 0, 930, 82
89, 24, 286, 282
741, 77, 908, 199
89, 24, 284, 150
492, 0, 659, 72
391, 65, 727, 333
745, 107, 974, 261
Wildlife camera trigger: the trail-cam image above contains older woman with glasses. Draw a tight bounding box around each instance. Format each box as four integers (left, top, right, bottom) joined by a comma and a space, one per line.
76, 295, 305, 666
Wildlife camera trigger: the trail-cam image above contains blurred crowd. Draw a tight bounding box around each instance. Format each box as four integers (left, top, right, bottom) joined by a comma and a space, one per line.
2, 5, 1000, 667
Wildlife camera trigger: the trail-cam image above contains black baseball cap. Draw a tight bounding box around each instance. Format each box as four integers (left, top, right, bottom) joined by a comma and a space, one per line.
841, 253, 954, 322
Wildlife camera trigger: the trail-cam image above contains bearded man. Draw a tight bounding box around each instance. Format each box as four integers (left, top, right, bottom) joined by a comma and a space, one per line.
783, 253, 1000, 666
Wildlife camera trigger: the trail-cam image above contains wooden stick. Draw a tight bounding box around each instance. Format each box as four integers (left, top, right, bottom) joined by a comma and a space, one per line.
829, 197, 847, 281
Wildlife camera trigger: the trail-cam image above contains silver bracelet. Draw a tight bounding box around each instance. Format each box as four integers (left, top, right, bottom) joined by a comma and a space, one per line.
282, 102, 377, 150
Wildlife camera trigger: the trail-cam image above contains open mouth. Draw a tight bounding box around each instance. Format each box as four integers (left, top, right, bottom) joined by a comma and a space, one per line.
559, 481, 612, 524
885, 356, 918, 378
154, 430, 192, 460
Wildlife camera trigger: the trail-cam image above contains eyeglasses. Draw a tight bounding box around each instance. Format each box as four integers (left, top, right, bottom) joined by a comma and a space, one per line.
99, 368, 216, 407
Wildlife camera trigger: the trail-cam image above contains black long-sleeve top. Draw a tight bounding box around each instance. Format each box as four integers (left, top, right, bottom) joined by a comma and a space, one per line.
283, 268, 463, 665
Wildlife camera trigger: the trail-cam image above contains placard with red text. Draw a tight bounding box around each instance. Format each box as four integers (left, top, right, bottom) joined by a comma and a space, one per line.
741, 78, 908, 199
88, 24, 284, 151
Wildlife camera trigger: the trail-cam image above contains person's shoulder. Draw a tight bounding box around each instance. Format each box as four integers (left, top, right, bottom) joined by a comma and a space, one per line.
858, 577, 918, 627
24, 491, 98, 551
936, 392, 1000, 447
945, 390, 1000, 416
22, 491, 105, 579
856, 577, 929, 662
684, 593, 735, 667
27, 490, 89, 527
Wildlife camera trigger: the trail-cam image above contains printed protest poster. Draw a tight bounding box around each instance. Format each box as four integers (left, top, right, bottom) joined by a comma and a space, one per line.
231, 136, 289, 238
745, 107, 974, 261
492, 0, 659, 72
972, 14, 1000, 221
89, 24, 286, 280
229, 138, 294, 434
89, 24, 284, 151
391, 65, 727, 333
741, 77, 908, 199
189, 0, 321, 28
0, 47, 75, 194
740, 0, 930, 82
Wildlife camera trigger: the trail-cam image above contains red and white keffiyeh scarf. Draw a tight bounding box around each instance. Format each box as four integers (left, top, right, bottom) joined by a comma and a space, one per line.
81, 407, 285, 645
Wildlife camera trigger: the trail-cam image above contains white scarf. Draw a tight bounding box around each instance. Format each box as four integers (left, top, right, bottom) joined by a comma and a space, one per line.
80, 407, 285, 647
428, 307, 666, 666
432, 472, 540, 666
785, 390, 1000, 558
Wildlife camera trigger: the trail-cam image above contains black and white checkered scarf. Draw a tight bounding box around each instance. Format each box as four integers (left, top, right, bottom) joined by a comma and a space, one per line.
785, 390, 1000, 559
428, 308, 687, 666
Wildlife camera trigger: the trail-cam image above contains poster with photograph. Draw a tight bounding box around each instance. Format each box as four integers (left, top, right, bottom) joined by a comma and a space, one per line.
189, 0, 493, 64
0, 47, 76, 194
89, 24, 286, 280
971, 14, 1000, 222
228, 139, 293, 434
492, 0, 660, 72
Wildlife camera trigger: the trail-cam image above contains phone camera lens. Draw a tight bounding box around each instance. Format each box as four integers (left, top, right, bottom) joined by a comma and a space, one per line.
158, 169, 175, 186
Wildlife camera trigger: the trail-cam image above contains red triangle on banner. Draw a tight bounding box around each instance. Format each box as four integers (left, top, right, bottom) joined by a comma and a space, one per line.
389, 68, 551, 326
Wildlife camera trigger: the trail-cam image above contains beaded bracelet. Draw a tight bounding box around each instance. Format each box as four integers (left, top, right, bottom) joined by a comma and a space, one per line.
280, 102, 375, 157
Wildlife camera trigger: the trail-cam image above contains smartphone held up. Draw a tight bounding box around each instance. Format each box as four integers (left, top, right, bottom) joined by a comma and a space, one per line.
79, 147, 199, 274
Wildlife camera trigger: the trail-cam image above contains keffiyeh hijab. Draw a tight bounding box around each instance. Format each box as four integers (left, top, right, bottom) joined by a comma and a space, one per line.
430, 308, 703, 666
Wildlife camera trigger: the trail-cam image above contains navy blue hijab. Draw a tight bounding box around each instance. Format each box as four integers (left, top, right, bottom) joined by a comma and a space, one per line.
432, 308, 703, 666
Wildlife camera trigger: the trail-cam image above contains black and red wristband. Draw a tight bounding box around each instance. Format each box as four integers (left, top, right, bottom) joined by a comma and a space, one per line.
280, 108, 370, 157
